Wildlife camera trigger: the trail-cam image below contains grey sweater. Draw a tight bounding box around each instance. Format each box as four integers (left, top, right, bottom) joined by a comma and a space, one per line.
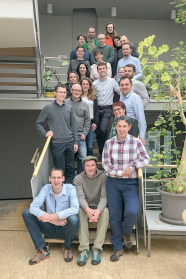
74, 169, 107, 212
65, 98, 90, 136
35, 100, 78, 144
67, 59, 90, 74
132, 79, 150, 108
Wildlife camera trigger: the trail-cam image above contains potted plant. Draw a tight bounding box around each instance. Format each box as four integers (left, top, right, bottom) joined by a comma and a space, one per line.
138, 35, 186, 224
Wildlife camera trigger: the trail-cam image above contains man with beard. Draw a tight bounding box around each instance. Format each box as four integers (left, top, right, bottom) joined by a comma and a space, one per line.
84, 27, 99, 52
105, 22, 117, 48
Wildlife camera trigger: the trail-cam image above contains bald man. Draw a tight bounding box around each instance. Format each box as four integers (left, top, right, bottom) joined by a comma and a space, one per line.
65, 84, 91, 174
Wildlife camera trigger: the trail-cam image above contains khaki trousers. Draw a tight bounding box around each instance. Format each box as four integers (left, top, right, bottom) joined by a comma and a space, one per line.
78, 207, 109, 251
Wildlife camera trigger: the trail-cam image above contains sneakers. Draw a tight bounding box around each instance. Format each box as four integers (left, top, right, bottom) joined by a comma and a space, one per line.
110, 249, 124, 261
29, 246, 50, 265
123, 234, 133, 249
63, 249, 73, 262
182, 209, 186, 225
91, 249, 101, 265
77, 250, 89, 266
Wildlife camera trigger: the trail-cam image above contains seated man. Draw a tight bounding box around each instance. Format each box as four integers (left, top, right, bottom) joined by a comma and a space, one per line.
68, 46, 90, 75
74, 156, 109, 266
102, 115, 150, 261
23, 167, 79, 264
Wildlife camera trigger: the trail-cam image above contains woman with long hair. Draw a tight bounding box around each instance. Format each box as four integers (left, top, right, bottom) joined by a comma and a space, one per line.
80, 77, 99, 156
76, 62, 90, 81
65, 71, 79, 98
90, 51, 112, 81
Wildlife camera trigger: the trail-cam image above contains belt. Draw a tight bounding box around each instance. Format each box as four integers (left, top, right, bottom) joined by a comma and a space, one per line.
98, 105, 112, 109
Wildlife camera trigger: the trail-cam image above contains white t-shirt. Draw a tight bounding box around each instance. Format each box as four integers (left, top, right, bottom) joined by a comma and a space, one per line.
82, 96, 94, 119
53, 193, 59, 201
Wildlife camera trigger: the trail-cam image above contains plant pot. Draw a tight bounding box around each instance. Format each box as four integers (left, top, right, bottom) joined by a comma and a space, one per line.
45, 90, 55, 98
158, 186, 186, 225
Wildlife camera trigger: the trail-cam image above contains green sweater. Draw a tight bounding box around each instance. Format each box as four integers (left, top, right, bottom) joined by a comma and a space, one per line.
91, 45, 115, 65
74, 169, 107, 212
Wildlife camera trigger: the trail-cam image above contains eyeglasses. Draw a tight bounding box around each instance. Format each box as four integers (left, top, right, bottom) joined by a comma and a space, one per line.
77, 50, 84, 53
113, 107, 123, 112
72, 89, 82, 93
56, 91, 66, 93
51, 177, 63, 180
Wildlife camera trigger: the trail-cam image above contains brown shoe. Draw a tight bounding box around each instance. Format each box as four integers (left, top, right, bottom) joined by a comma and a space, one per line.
29, 247, 50, 265
123, 234, 133, 249
110, 249, 124, 261
63, 248, 73, 262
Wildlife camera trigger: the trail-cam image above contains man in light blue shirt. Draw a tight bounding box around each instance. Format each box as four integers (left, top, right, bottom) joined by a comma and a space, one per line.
117, 43, 143, 82
119, 76, 146, 145
93, 61, 121, 157
23, 167, 79, 265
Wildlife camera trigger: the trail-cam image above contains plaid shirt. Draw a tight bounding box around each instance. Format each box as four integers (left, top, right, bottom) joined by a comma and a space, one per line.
102, 134, 150, 179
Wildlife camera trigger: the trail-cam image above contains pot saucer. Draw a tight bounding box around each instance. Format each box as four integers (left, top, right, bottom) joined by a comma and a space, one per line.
159, 212, 185, 226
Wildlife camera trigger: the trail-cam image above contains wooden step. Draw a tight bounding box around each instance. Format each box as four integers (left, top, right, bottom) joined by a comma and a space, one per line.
0, 47, 34, 57
0, 82, 36, 86
0, 73, 36, 78
0, 63, 35, 69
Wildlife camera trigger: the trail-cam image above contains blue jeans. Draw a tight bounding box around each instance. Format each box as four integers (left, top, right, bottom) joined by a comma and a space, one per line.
106, 177, 139, 251
77, 134, 87, 174
23, 209, 79, 250
86, 124, 95, 156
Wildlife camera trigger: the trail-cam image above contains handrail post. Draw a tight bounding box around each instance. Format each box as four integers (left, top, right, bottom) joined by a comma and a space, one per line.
32, 136, 51, 177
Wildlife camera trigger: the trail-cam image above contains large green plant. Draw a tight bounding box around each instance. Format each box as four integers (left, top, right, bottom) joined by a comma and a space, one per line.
170, 0, 186, 24
138, 35, 186, 193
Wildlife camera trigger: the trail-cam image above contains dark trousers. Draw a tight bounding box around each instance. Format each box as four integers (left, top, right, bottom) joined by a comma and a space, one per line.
96, 107, 112, 156
23, 209, 79, 250
106, 177, 139, 251
50, 141, 75, 184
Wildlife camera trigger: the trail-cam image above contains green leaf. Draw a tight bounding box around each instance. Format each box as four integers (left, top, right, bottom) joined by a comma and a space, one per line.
151, 83, 159, 90
170, 61, 179, 68
148, 46, 157, 55
161, 44, 169, 52
161, 73, 171, 82
155, 61, 164, 70
144, 74, 151, 85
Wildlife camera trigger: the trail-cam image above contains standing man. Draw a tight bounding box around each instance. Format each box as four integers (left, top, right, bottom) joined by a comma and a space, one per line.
70, 34, 91, 62
117, 43, 143, 82
68, 46, 90, 74
93, 62, 121, 158
91, 34, 115, 65
65, 84, 90, 174
84, 27, 99, 52
118, 64, 150, 108
74, 156, 109, 266
118, 36, 139, 60
35, 84, 78, 184
119, 76, 147, 145
23, 167, 79, 264
105, 22, 117, 48
102, 115, 150, 261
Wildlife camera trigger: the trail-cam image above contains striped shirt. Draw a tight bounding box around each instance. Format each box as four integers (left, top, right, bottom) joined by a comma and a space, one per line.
102, 134, 150, 179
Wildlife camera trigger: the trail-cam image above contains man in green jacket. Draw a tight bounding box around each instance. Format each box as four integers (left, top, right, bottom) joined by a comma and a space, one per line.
84, 27, 99, 52
74, 156, 109, 266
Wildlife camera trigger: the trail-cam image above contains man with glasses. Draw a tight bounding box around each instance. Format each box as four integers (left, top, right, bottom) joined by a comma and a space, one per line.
36, 84, 78, 184
91, 34, 115, 66
68, 46, 90, 74
23, 167, 79, 264
65, 84, 91, 173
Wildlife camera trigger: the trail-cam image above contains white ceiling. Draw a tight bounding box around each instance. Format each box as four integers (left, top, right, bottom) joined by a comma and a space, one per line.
38, 0, 176, 20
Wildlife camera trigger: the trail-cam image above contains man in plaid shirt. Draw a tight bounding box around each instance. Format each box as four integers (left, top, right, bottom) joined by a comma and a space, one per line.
102, 115, 150, 261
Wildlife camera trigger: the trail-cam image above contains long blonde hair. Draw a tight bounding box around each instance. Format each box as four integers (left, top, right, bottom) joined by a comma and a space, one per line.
80, 77, 96, 101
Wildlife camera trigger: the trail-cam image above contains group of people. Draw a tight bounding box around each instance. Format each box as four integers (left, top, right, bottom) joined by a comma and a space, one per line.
22, 22, 151, 266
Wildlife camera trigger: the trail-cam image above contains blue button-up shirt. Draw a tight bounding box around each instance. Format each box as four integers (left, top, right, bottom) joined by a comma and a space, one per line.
93, 77, 121, 106
29, 184, 79, 220
120, 90, 147, 138
117, 55, 143, 82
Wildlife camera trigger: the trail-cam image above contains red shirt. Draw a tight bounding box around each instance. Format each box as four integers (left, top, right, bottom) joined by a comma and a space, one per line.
105, 35, 114, 48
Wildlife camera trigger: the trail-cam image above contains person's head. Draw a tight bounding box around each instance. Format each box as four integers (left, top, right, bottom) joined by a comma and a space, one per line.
76, 46, 85, 59
88, 27, 96, 39
120, 35, 129, 44
54, 84, 66, 103
97, 34, 106, 47
77, 34, 86, 46
67, 71, 79, 84
122, 43, 132, 58
106, 22, 117, 37
77, 62, 90, 79
119, 76, 133, 96
82, 156, 98, 178
124, 64, 136, 78
80, 77, 96, 101
70, 83, 82, 100
49, 167, 65, 191
113, 36, 121, 48
112, 101, 126, 118
118, 67, 125, 79
94, 50, 104, 63
97, 62, 107, 77
115, 115, 132, 139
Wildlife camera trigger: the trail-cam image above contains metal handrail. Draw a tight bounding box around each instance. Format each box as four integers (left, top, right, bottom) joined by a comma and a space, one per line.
32, 136, 51, 177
